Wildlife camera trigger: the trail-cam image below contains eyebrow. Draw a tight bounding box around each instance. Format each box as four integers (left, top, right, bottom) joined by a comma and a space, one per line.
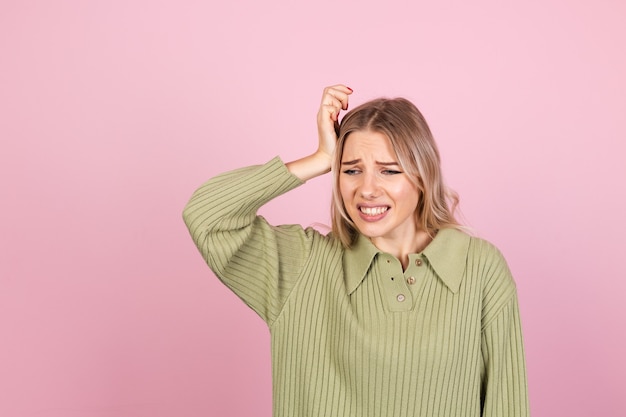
341, 159, 400, 166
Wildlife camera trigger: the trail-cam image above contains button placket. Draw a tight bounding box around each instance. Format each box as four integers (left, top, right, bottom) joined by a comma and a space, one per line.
404, 254, 427, 299
377, 254, 413, 312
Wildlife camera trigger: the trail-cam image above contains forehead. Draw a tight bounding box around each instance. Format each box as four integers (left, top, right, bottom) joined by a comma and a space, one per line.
342, 130, 397, 160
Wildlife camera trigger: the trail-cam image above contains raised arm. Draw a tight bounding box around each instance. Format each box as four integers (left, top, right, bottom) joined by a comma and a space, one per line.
183, 85, 351, 323
286, 84, 352, 181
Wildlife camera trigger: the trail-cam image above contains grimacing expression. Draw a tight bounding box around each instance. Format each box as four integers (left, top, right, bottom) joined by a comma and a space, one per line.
339, 130, 420, 248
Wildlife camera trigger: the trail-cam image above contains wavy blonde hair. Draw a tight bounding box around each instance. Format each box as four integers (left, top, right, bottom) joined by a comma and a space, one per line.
331, 97, 462, 248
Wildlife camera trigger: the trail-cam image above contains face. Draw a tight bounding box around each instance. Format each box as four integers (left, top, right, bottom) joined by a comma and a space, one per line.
339, 130, 420, 249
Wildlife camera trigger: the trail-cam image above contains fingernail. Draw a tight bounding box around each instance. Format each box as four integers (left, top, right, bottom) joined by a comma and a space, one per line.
346, 86, 353, 92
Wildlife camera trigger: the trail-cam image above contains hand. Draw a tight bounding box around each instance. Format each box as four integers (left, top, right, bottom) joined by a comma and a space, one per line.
316, 85, 353, 159
285, 84, 353, 181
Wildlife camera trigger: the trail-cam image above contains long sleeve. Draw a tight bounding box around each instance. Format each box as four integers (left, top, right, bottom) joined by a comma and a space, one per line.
182, 157, 314, 324
480, 283, 530, 416
470, 237, 530, 417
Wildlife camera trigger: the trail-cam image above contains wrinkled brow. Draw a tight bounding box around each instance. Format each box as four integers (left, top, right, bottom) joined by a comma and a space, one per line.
341, 159, 399, 166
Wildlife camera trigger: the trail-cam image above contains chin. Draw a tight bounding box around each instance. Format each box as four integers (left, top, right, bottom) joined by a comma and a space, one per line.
354, 225, 385, 239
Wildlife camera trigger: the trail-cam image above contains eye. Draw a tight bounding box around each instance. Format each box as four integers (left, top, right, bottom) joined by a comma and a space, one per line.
342, 169, 361, 175
382, 169, 402, 175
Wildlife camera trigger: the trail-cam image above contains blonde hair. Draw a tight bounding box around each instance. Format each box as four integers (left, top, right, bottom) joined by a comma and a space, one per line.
331, 97, 462, 248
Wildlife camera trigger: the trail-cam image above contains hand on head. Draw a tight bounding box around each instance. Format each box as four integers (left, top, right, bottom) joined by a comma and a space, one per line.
317, 85, 353, 159
285, 84, 352, 182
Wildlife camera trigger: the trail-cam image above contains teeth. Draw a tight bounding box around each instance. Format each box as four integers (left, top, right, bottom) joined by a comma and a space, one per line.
360, 206, 388, 216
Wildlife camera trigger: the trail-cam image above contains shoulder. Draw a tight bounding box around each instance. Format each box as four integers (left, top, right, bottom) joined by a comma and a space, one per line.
307, 226, 344, 257
466, 235, 518, 327
466, 235, 513, 280
428, 228, 512, 279
271, 223, 344, 258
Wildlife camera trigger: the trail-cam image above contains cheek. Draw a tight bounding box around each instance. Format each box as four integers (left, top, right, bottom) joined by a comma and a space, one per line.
393, 182, 420, 207
338, 179, 352, 203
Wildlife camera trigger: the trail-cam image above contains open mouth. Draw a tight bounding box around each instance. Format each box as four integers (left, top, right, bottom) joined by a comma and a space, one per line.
359, 206, 389, 216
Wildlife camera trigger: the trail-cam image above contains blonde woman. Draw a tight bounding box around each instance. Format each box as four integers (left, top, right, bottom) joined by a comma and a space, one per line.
183, 85, 529, 417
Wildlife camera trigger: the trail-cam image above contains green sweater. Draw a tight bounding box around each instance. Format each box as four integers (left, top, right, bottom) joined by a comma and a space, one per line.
183, 157, 529, 417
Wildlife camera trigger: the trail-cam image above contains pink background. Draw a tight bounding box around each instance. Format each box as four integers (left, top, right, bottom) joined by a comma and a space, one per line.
2, 1, 625, 416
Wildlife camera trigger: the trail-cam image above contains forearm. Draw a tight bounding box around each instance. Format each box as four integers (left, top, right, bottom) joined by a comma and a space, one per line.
285, 151, 332, 182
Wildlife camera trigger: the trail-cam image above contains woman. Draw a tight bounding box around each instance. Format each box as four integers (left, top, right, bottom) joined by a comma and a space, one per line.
183, 85, 529, 416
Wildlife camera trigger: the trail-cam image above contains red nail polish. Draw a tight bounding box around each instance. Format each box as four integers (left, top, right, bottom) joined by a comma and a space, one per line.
347, 86, 353, 92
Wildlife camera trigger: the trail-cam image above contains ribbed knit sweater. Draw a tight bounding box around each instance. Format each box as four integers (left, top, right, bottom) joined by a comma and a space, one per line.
183, 157, 529, 417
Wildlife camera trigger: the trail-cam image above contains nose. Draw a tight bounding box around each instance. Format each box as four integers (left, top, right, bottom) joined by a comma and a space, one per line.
359, 172, 380, 199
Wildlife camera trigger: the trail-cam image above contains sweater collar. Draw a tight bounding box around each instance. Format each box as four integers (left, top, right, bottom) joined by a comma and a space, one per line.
344, 228, 471, 295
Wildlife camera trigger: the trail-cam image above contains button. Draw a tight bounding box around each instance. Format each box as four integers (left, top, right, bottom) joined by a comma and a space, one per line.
396, 294, 406, 302
415, 259, 423, 266
407, 276, 416, 285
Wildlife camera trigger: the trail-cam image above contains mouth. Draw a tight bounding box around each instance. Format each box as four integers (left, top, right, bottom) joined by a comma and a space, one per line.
358, 205, 390, 217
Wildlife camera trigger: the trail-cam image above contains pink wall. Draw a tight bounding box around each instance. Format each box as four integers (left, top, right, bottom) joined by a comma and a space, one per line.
1, 1, 625, 416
